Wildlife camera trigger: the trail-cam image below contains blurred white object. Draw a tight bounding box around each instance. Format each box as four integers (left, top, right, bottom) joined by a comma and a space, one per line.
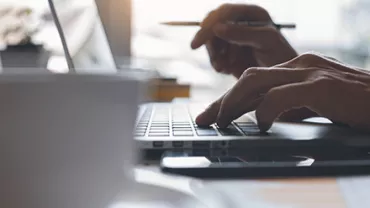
0, 74, 142, 208
104, 168, 228, 208
46, 55, 69, 73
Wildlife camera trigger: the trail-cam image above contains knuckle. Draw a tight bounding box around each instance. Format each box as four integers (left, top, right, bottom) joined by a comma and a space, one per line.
295, 52, 326, 66
312, 77, 337, 88
241, 67, 259, 79
245, 67, 260, 74
298, 52, 321, 61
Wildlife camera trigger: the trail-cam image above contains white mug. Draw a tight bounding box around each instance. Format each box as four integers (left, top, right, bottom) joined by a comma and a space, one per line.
0, 73, 142, 208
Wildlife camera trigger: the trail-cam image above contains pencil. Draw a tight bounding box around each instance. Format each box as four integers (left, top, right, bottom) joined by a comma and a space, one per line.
161, 21, 296, 29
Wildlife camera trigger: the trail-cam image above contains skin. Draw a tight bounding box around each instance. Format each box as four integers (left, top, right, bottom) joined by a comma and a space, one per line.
191, 4, 370, 132
195, 53, 370, 131
191, 4, 297, 78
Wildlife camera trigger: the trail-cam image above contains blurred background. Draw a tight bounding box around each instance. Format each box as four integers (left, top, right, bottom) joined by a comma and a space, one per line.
0, 0, 369, 97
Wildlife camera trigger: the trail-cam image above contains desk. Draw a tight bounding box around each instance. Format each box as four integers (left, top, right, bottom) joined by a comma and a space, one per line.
135, 165, 370, 208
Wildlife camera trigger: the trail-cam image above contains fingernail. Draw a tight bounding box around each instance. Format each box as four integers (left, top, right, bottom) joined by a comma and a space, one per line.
195, 114, 205, 124
195, 112, 212, 126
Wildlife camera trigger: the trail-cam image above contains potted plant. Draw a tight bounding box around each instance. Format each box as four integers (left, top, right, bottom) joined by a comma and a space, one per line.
0, 5, 50, 69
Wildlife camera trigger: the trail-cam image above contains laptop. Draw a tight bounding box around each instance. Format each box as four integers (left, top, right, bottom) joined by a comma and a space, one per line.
49, 0, 370, 159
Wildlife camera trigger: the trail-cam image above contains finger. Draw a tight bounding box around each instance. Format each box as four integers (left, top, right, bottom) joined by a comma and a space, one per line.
191, 4, 271, 49
213, 23, 278, 49
192, 23, 217, 50
256, 82, 315, 132
195, 96, 224, 126
216, 95, 264, 128
191, 9, 221, 49
215, 68, 309, 127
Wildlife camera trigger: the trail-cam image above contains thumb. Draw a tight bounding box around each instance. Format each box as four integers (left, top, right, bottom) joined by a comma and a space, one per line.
213, 23, 277, 49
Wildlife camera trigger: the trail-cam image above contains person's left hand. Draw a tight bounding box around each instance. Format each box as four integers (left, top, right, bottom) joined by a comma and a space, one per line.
195, 53, 370, 132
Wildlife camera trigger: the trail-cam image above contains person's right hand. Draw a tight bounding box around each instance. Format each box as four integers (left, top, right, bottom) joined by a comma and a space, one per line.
191, 4, 298, 78
195, 53, 370, 132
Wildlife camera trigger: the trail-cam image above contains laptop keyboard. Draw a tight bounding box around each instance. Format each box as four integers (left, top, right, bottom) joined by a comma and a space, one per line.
135, 105, 267, 137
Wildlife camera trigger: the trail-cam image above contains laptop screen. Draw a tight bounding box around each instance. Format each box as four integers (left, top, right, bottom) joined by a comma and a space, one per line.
49, 0, 116, 73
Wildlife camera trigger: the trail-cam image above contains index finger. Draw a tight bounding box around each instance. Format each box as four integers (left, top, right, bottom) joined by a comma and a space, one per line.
195, 96, 224, 126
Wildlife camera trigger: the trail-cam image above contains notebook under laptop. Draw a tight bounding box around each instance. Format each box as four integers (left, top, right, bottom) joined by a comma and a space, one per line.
49, 0, 370, 159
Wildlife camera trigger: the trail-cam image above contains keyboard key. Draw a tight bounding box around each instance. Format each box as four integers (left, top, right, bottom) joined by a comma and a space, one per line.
149, 133, 170, 137
135, 129, 146, 132
173, 126, 192, 129
151, 121, 169, 124
172, 124, 191, 127
235, 122, 257, 127
150, 127, 170, 131
173, 129, 193, 133
194, 125, 213, 130
196, 129, 218, 136
152, 120, 169, 123
149, 129, 169, 133
151, 124, 169, 127
218, 125, 243, 136
137, 123, 147, 127
173, 126, 192, 130
237, 126, 269, 136
239, 127, 260, 132
150, 124, 170, 128
173, 131, 194, 136
172, 123, 191, 126
172, 120, 190, 123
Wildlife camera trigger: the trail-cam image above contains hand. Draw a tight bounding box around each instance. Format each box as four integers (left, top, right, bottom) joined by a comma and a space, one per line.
196, 53, 370, 132
191, 4, 297, 78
